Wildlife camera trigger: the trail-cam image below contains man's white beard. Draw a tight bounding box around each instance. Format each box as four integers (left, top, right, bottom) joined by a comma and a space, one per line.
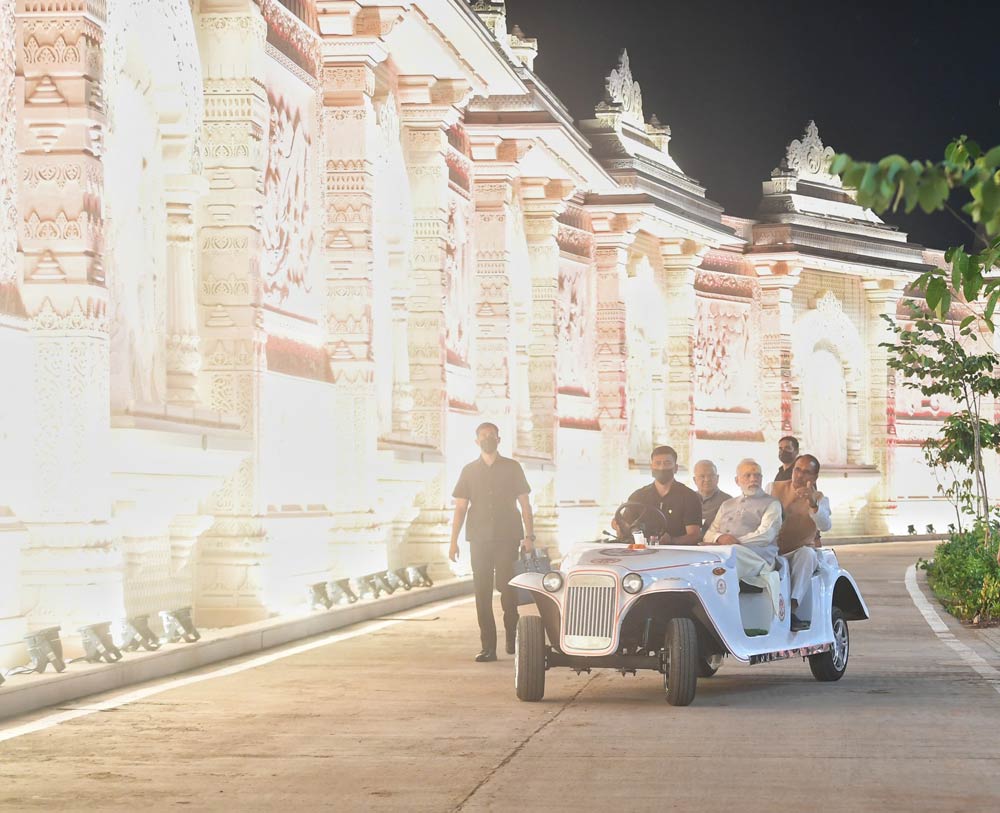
740, 485, 763, 497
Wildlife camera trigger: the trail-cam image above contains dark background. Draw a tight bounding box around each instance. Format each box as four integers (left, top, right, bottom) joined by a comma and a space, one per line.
503, 0, 1000, 250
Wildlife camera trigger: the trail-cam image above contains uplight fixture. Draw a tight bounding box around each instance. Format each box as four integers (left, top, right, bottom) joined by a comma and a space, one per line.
159, 607, 201, 643
117, 614, 161, 652
332, 579, 359, 604
407, 564, 433, 587
310, 581, 333, 609
23, 626, 66, 673
79, 622, 124, 663
392, 568, 414, 590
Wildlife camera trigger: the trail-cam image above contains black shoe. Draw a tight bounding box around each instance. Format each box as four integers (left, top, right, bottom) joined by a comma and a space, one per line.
505, 637, 516, 655
790, 613, 811, 632
475, 649, 497, 662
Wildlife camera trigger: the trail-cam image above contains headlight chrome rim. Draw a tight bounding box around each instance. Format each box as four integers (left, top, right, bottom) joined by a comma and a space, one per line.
542, 571, 564, 593
622, 572, 643, 594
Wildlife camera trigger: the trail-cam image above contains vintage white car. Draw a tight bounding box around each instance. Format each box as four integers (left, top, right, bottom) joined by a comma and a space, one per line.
510, 502, 869, 706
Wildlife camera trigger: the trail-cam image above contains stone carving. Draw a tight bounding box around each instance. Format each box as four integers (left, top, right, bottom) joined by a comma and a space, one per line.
557, 262, 595, 394
104, 0, 203, 173
444, 197, 474, 366
23, 34, 81, 65
1, 0, 17, 293
775, 120, 840, 187
693, 297, 756, 412
262, 89, 315, 310
601, 49, 644, 128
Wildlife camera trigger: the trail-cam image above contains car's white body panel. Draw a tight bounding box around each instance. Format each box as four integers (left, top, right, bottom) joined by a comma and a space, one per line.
510, 543, 868, 664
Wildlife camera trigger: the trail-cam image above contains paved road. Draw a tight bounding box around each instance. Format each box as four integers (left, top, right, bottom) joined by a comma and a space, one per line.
3, 541, 1000, 812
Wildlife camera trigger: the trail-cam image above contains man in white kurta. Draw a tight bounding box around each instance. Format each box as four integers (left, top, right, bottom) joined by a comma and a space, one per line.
702, 459, 783, 614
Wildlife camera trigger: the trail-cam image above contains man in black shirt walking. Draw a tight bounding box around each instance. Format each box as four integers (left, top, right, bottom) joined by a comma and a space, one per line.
619, 445, 702, 544
450, 422, 534, 662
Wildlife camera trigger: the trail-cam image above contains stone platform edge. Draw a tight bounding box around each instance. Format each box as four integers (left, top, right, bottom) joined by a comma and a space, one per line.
0, 577, 473, 723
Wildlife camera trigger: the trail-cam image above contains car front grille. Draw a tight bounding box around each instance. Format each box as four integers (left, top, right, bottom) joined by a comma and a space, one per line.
563, 573, 617, 651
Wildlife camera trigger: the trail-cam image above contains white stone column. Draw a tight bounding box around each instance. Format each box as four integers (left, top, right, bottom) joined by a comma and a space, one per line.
756, 263, 803, 446
656, 239, 707, 468
594, 230, 636, 518
864, 279, 904, 534
16, 0, 123, 637
194, 1, 269, 626
165, 179, 205, 404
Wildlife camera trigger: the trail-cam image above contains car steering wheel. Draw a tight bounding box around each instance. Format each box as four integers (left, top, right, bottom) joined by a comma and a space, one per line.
612, 501, 670, 542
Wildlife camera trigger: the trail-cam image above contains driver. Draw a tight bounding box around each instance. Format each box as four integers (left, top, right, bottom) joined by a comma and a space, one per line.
616, 445, 701, 545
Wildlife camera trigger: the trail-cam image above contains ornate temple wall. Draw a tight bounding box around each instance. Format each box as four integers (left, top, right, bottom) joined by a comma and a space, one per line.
0, 0, 984, 662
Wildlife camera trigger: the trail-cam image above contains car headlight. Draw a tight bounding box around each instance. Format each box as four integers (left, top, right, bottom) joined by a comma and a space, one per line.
622, 573, 643, 594
542, 571, 564, 592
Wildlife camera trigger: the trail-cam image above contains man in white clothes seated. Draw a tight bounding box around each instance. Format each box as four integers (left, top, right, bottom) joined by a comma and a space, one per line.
701, 458, 784, 614
767, 453, 832, 631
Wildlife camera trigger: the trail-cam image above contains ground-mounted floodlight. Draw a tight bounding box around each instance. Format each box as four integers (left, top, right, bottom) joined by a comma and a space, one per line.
392, 568, 414, 590
117, 615, 160, 652
330, 579, 359, 604
373, 571, 398, 595
23, 626, 66, 673
310, 581, 333, 609
406, 564, 434, 587
357, 574, 381, 600
159, 607, 201, 643
78, 622, 124, 664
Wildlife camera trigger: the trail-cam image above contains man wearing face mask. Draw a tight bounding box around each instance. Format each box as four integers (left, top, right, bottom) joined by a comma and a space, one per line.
774, 436, 799, 483
617, 445, 702, 545
450, 422, 534, 663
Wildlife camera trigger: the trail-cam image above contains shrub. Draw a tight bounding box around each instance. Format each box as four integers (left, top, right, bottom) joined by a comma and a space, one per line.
923, 522, 1000, 624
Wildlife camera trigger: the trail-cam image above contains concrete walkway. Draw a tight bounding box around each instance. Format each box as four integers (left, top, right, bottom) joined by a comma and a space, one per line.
2, 541, 999, 812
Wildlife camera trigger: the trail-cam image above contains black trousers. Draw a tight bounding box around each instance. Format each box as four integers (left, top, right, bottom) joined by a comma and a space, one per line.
470, 540, 519, 652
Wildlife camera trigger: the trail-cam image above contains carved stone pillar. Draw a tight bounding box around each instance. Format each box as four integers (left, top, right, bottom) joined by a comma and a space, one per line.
319, 55, 384, 570
756, 264, 802, 446
195, 2, 269, 626
165, 178, 204, 404
594, 232, 635, 514
398, 80, 467, 569
16, 0, 123, 635
864, 279, 904, 534
470, 142, 521, 437
401, 95, 453, 452
657, 239, 708, 468
522, 181, 572, 461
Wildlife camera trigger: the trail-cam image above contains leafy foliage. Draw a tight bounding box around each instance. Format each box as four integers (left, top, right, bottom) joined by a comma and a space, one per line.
923, 522, 1000, 624
831, 137, 1000, 326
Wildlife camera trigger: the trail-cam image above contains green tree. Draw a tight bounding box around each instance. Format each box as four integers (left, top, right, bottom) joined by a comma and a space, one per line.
831, 138, 1000, 554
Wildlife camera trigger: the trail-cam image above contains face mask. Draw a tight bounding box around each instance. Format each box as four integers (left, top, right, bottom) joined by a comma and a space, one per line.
652, 468, 673, 484
778, 450, 796, 465
480, 437, 498, 454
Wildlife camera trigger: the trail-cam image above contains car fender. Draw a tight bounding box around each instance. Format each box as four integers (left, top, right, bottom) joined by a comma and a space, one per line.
509, 572, 545, 594
832, 570, 870, 620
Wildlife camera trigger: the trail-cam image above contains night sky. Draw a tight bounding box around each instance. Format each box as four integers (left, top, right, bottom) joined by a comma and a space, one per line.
504, 0, 1000, 251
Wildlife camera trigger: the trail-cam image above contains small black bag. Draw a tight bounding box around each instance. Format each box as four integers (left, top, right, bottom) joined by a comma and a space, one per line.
513, 548, 552, 606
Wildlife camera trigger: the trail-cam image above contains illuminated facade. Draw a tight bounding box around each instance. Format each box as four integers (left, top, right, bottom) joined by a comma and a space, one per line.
1, 0, 993, 665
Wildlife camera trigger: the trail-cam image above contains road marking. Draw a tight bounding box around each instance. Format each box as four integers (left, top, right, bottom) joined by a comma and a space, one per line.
905, 564, 1000, 695
0, 595, 474, 743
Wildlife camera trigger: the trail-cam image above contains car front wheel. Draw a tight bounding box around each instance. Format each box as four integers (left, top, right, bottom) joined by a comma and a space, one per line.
664, 617, 698, 706
809, 607, 849, 682
515, 615, 545, 701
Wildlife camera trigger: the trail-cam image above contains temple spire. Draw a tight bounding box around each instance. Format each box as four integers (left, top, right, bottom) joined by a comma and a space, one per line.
774, 120, 841, 187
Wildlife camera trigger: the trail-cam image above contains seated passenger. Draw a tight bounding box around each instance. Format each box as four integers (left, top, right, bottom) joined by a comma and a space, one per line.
615, 445, 702, 545
769, 454, 832, 631
692, 459, 732, 534
702, 459, 783, 615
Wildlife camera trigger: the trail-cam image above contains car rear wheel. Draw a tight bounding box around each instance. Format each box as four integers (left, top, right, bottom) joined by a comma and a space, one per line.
698, 653, 724, 677
664, 617, 698, 706
515, 615, 545, 701
809, 607, 849, 682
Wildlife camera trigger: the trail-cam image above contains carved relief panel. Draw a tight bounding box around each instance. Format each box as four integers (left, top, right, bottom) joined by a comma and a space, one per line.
262, 53, 319, 321
693, 296, 757, 413
557, 258, 595, 396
